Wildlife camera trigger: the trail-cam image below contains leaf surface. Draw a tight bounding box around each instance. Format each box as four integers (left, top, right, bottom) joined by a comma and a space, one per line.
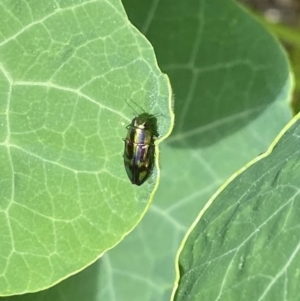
174, 116, 300, 300
0, 0, 171, 295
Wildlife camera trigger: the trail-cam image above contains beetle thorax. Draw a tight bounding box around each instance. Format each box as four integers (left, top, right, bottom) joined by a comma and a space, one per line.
134, 119, 146, 129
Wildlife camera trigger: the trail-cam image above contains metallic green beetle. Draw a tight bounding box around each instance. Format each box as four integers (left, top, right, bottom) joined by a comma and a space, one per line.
123, 112, 159, 186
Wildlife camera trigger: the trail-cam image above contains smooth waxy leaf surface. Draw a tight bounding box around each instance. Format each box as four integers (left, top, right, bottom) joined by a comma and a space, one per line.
175, 116, 300, 301
0, 0, 171, 296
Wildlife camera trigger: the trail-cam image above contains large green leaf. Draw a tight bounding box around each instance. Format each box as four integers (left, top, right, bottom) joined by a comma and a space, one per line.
174, 116, 300, 300
0, 0, 172, 296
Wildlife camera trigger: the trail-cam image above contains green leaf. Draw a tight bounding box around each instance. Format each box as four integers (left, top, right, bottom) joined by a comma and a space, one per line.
2, 0, 293, 300
174, 116, 300, 301
0, 0, 172, 296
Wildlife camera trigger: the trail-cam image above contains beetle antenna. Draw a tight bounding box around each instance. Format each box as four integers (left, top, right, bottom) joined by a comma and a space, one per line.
125, 99, 139, 115
129, 98, 146, 113
153, 112, 164, 118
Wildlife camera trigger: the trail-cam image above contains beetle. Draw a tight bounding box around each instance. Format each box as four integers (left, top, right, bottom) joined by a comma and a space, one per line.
123, 102, 159, 186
